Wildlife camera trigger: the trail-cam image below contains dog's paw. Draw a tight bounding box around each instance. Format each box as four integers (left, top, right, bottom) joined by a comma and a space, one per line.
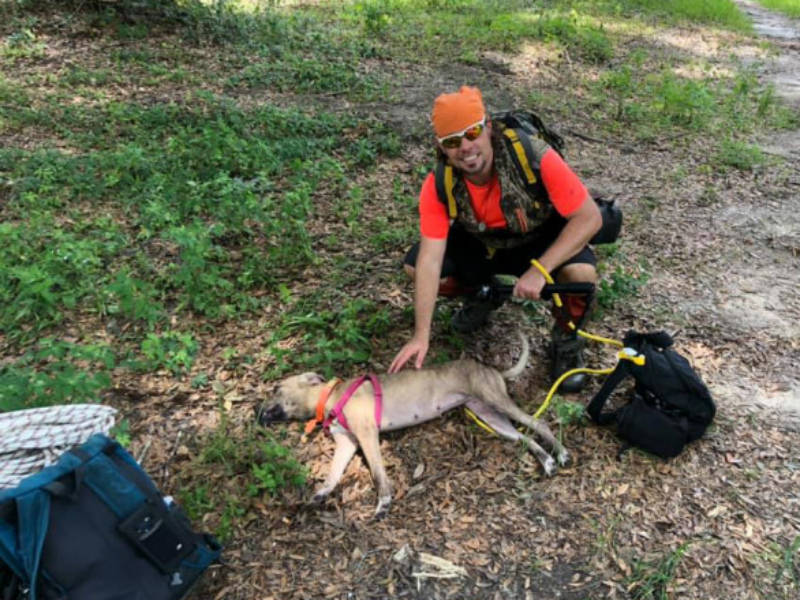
311, 489, 331, 505
557, 449, 571, 467
373, 496, 392, 520
542, 456, 556, 476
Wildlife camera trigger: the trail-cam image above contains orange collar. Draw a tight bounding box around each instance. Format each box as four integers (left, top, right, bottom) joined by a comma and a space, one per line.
304, 378, 341, 435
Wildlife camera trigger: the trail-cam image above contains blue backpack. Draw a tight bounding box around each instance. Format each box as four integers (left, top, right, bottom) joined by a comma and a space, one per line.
0, 434, 221, 600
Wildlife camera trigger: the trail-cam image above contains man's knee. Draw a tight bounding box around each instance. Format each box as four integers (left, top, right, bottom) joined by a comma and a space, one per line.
556, 262, 598, 284
401, 267, 472, 298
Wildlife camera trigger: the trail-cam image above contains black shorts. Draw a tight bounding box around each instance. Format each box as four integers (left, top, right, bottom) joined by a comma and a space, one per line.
403, 221, 596, 287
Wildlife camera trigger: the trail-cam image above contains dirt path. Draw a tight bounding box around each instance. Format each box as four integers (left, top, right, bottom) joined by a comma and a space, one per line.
738, 0, 800, 158
707, 1, 800, 416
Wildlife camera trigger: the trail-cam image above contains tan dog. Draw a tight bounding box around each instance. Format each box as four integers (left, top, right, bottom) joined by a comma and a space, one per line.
256, 336, 568, 517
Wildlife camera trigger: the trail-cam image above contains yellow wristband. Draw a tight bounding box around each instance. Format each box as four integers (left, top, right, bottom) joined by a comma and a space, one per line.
530, 259, 554, 284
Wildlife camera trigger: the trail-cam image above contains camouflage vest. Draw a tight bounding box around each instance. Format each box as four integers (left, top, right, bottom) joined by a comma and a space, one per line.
434, 123, 555, 249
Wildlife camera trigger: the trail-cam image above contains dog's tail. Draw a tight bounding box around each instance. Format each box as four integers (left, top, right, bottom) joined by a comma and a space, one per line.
501, 332, 529, 380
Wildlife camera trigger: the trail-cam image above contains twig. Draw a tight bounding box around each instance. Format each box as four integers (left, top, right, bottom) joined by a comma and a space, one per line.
159, 430, 183, 485
136, 438, 152, 464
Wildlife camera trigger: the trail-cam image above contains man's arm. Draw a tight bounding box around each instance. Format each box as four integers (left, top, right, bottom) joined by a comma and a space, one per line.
513, 196, 601, 300
389, 235, 447, 372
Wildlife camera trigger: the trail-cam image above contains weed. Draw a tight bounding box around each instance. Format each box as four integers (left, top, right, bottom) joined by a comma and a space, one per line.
3, 26, 46, 59
585, 0, 751, 30
63, 66, 116, 87
368, 216, 416, 252
110, 418, 132, 448
265, 297, 391, 379
350, 139, 380, 167
191, 373, 209, 389
215, 496, 245, 542
165, 223, 236, 318
595, 241, 621, 261
697, 184, 721, 207
183, 410, 307, 539
597, 263, 650, 311
178, 483, 215, 523
140, 330, 198, 376
773, 535, 800, 587
535, 11, 613, 63
103, 270, 165, 329
337, 185, 365, 229
357, 0, 392, 36
550, 395, 586, 444
626, 542, 690, 600
0, 339, 114, 411
715, 138, 767, 171
553, 398, 586, 426
589, 515, 622, 561
247, 441, 308, 498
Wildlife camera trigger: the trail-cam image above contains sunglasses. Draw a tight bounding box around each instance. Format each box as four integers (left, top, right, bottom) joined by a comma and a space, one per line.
437, 118, 486, 149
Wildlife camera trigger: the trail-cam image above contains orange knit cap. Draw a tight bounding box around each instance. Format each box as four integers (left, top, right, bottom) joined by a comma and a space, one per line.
431, 86, 486, 138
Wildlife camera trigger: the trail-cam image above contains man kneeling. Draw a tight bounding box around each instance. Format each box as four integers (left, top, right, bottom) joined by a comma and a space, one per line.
390, 85, 602, 393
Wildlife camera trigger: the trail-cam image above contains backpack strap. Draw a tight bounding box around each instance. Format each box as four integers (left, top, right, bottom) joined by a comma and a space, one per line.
586, 360, 633, 425
587, 345, 648, 425
434, 160, 457, 219
501, 127, 538, 187
42, 447, 91, 502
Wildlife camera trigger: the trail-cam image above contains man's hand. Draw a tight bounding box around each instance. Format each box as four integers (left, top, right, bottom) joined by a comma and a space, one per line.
389, 335, 429, 373
513, 268, 547, 301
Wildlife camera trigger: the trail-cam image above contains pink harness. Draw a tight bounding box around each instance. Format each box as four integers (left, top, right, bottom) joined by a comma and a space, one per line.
321, 374, 382, 434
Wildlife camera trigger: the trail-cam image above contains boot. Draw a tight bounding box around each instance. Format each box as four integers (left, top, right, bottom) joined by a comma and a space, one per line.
451, 295, 497, 333
451, 279, 505, 334
549, 293, 593, 393
549, 326, 588, 393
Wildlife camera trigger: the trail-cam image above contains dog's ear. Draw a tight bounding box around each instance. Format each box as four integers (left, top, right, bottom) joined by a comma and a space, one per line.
302, 373, 325, 385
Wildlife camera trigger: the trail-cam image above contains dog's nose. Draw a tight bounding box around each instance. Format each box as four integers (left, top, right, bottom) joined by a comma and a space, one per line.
255, 403, 287, 425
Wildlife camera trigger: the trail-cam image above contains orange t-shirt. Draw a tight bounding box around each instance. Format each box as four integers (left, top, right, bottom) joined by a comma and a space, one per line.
419, 148, 588, 239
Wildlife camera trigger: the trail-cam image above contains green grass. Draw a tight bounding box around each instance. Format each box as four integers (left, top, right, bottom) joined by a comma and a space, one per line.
0, 87, 400, 404
596, 258, 651, 314
593, 61, 796, 142
774, 535, 800, 586
0, 339, 114, 412
335, 1, 616, 63
607, 0, 751, 30
756, 0, 800, 18
715, 138, 768, 171
550, 396, 586, 444
627, 542, 691, 600
264, 297, 393, 380
2, 6, 797, 592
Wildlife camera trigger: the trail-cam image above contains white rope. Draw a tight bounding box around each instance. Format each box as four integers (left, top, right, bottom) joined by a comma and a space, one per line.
0, 404, 117, 489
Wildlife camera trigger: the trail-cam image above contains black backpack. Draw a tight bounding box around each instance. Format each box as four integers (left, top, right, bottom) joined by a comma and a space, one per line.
586, 331, 716, 458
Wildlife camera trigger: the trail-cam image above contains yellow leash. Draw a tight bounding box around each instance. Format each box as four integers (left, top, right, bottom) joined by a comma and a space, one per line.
463, 407, 498, 436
